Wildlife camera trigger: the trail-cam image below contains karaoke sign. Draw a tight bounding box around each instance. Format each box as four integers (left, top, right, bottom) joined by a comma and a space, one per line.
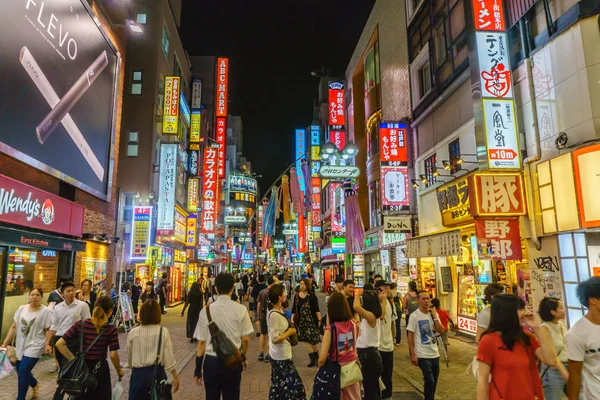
201, 146, 219, 233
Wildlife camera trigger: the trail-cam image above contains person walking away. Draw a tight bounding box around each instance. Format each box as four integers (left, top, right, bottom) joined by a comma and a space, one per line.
430, 298, 452, 355
252, 275, 268, 338
407, 291, 446, 400
376, 281, 396, 400
267, 284, 306, 399
343, 280, 359, 321
131, 278, 142, 322
354, 286, 384, 400
403, 281, 419, 331
247, 277, 257, 331
390, 283, 403, 345
476, 283, 505, 343
181, 282, 203, 343
294, 278, 321, 367
476, 294, 556, 400
1, 288, 52, 400
193, 273, 253, 400
566, 277, 600, 400
127, 298, 179, 399
77, 279, 97, 316
257, 276, 277, 361
48, 275, 72, 309
158, 273, 169, 314
235, 277, 244, 304
55, 296, 125, 400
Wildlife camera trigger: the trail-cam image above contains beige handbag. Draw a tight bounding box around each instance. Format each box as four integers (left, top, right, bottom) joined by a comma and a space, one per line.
339, 321, 363, 388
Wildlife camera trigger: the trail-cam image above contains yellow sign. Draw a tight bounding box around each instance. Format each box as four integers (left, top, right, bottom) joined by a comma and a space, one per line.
187, 178, 199, 212
437, 177, 473, 226
311, 146, 320, 161
162, 76, 180, 134
186, 216, 197, 247
174, 206, 187, 244
174, 250, 187, 263
190, 111, 201, 143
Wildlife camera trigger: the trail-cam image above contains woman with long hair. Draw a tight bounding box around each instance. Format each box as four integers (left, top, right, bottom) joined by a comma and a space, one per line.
1, 288, 52, 400
403, 280, 419, 328
476, 294, 556, 400
319, 292, 361, 400
141, 281, 157, 303
181, 282, 203, 343
77, 279, 97, 315
56, 296, 124, 400
267, 284, 305, 400
127, 299, 179, 399
476, 283, 505, 343
293, 278, 321, 367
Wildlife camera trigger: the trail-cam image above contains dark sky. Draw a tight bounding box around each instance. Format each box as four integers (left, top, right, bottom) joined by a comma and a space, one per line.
180, 0, 375, 191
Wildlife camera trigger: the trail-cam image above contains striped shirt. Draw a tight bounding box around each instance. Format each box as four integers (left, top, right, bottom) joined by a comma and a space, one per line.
126, 325, 176, 371
63, 319, 119, 360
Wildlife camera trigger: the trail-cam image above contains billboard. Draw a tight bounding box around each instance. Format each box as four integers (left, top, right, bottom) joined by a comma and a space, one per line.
379, 122, 408, 166
295, 129, 306, 191
190, 111, 201, 143
187, 177, 199, 212
381, 166, 410, 212
162, 76, 180, 134
216, 58, 229, 117
229, 176, 257, 194
157, 144, 177, 235
130, 206, 152, 260
0, 0, 120, 200
216, 117, 227, 179
328, 81, 345, 130
201, 146, 218, 233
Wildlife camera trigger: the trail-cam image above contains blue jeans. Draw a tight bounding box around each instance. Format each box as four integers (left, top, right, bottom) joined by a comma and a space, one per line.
542, 364, 583, 400
417, 357, 440, 400
16, 356, 39, 400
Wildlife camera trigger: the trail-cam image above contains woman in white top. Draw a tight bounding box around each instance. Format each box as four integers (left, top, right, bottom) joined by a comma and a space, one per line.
538, 297, 581, 400
267, 284, 306, 400
1, 288, 52, 400
354, 287, 385, 400
126, 298, 179, 399
476, 283, 505, 343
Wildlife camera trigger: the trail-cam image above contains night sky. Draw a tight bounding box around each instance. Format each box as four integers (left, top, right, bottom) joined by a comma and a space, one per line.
180, 0, 375, 192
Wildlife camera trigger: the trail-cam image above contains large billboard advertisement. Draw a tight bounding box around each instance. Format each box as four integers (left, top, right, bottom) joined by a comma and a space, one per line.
0, 0, 120, 200
157, 144, 177, 236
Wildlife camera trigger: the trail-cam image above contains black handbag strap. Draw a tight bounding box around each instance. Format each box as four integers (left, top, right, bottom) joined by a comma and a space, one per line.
152, 327, 163, 382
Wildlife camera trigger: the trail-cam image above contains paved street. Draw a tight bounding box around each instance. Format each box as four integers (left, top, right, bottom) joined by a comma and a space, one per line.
1, 293, 479, 399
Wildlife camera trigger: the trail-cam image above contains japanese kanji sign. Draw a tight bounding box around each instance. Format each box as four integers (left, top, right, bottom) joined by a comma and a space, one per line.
186, 215, 197, 247
188, 149, 199, 177
174, 206, 187, 244
311, 177, 321, 229
216, 58, 228, 117
379, 122, 408, 166
437, 177, 472, 226
216, 117, 227, 179
201, 146, 219, 233
296, 129, 307, 191
405, 230, 461, 258
475, 218, 522, 260
187, 178, 199, 213
469, 173, 526, 216
476, 32, 513, 98
162, 76, 180, 134
130, 206, 152, 260
330, 131, 346, 151
381, 167, 410, 212
190, 111, 201, 143
483, 99, 520, 168
472, 0, 505, 31
157, 144, 177, 235
328, 81, 345, 130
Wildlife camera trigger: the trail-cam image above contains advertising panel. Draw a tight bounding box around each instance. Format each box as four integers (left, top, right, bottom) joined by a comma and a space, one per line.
383, 216, 411, 233
476, 32, 513, 98
483, 99, 520, 168
296, 129, 306, 191
174, 206, 187, 244
311, 177, 321, 230
187, 178, 199, 212
188, 149, 199, 176
229, 176, 257, 194
191, 78, 202, 109
216, 117, 227, 179
475, 218, 522, 260
328, 81, 345, 130
130, 206, 152, 260
330, 183, 344, 233
405, 230, 462, 258
298, 213, 306, 253
162, 76, 180, 134
572, 144, 600, 228
469, 173, 526, 216
472, 0, 506, 31
329, 131, 346, 151
157, 144, 177, 235
190, 111, 201, 143
179, 92, 190, 127
310, 126, 320, 145
437, 177, 473, 226
186, 215, 197, 247
379, 122, 408, 166
201, 146, 218, 233
216, 58, 229, 117
381, 167, 410, 212
0, 0, 120, 199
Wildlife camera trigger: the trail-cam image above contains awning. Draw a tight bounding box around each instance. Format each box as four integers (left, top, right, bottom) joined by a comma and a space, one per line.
405, 229, 461, 258
0, 226, 87, 252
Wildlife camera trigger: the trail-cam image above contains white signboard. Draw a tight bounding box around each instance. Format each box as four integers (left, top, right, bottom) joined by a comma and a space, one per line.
380, 249, 390, 268
191, 79, 202, 109
483, 99, 520, 169
157, 144, 177, 234
476, 32, 513, 99
384, 215, 412, 233
405, 230, 461, 258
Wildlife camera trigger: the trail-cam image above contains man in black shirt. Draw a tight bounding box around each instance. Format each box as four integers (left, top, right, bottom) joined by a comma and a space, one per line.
159, 273, 168, 314
131, 278, 142, 319
250, 275, 268, 337
343, 279, 359, 320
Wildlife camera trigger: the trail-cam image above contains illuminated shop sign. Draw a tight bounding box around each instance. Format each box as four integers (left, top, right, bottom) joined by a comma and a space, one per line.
328, 81, 345, 130
191, 79, 202, 109
319, 165, 360, 179
162, 76, 180, 134
468, 173, 526, 216
188, 149, 199, 176
216, 58, 229, 117
379, 122, 407, 166
381, 167, 410, 212
201, 146, 218, 233
437, 177, 473, 226
157, 144, 177, 235
310, 126, 320, 145
174, 206, 187, 244
130, 206, 152, 260
329, 131, 346, 151
186, 215, 197, 247
179, 92, 191, 126
295, 129, 306, 191
383, 215, 411, 233
187, 178, 199, 212
475, 218, 522, 260
216, 117, 227, 179
229, 176, 257, 194
190, 111, 201, 143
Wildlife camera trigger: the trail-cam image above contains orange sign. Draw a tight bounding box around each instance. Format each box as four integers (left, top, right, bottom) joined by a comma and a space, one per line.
469, 173, 526, 216
475, 218, 522, 260
472, 0, 505, 31
216, 58, 229, 117
572, 144, 600, 228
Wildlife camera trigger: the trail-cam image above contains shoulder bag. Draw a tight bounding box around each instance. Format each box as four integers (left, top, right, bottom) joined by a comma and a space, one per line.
339, 321, 363, 389
430, 311, 448, 367
57, 321, 106, 397
206, 304, 244, 368
150, 327, 172, 400
311, 323, 341, 398
271, 310, 298, 347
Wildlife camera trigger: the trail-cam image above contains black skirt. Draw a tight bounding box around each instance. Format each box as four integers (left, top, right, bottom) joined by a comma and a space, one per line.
86, 359, 111, 400
129, 365, 167, 400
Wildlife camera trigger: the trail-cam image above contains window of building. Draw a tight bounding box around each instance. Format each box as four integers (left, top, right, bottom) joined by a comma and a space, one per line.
418, 61, 432, 97
411, 43, 432, 107
121, 193, 136, 224
367, 116, 380, 159
161, 26, 169, 59
131, 70, 143, 95
424, 153, 437, 187
136, 13, 147, 24
127, 131, 139, 157
558, 233, 590, 326
368, 180, 382, 229
449, 138, 461, 174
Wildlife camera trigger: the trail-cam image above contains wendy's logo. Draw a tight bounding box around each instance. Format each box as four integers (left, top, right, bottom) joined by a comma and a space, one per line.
40, 199, 54, 225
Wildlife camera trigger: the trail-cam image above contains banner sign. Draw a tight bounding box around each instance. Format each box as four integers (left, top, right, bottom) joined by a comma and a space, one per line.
475, 218, 522, 260
483, 99, 519, 168
328, 81, 345, 130
187, 178, 199, 212
405, 230, 461, 258
186, 215, 197, 247
229, 176, 257, 194
201, 146, 218, 233
216, 58, 229, 117
473, 0, 506, 31
162, 76, 180, 134
379, 122, 408, 166
189, 149, 199, 176
0, 0, 120, 199
384, 215, 411, 233
296, 129, 306, 191
190, 111, 201, 143
191, 79, 202, 109
157, 144, 177, 235
216, 117, 227, 179
311, 126, 320, 146
174, 206, 187, 244
469, 173, 526, 216
437, 177, 473, 226
476, 32, 513, 99
311, 177, 321, 229
130, 206, 152, 260
381, 167, 410, 212
329, 131, 346, 151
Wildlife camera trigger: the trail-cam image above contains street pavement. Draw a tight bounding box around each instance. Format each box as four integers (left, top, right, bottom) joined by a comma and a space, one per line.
0, 293, 479, 399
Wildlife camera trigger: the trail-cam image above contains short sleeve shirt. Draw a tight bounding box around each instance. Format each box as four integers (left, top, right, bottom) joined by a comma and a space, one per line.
63, 319, 119, 360
477, 307, 491, 330
406, 309, 439, 359
15, 305, 52, 359
566, 316, 600, 399
477, 331, 543, 400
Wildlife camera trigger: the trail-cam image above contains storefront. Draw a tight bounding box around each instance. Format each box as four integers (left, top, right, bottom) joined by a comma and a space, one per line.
320, 245, 345, 292
0, 174, 86, 337
170, 250, 187, 304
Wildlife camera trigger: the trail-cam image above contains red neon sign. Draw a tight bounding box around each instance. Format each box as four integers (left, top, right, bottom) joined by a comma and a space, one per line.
201, 147, 219, 233
216, 58, 229, 117
216, 117, 227, 179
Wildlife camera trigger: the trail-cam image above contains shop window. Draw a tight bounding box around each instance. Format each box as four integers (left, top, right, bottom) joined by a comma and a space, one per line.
448, 138, 461, 173
161, 26, 169, 59
558, 233, 589, 326
121, 193, 136, 224
411, 44, 432, 107
127, 131, 139, 157
131, 70, 143, 95
424, 153, 437, 187
4, 248, 59, 297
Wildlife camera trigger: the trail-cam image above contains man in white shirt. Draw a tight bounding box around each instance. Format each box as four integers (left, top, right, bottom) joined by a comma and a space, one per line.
194, 273, 253, 400
407, 290, 445, 400
376, 280, 397, 400
566, 277, 600, 400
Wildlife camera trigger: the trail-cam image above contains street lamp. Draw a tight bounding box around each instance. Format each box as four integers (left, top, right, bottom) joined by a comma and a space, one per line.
319, 142, 359, 165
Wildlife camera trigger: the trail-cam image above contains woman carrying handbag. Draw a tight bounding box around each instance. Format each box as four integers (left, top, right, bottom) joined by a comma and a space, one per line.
317, 292, 362, 400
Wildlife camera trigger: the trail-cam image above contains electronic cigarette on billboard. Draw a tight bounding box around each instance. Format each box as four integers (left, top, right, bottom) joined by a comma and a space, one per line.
19, 47, 105, 181
36, 50, 109, 144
